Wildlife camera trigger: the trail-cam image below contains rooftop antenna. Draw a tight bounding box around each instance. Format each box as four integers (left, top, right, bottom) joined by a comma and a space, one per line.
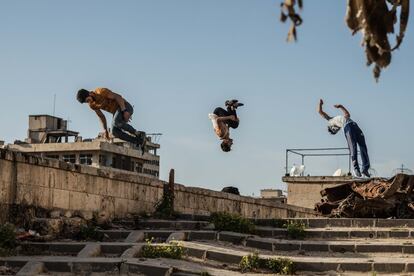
147, 133, 163, 144
67, 117, 72, 130
53, 94, 56, 116
392, 164, 413, 176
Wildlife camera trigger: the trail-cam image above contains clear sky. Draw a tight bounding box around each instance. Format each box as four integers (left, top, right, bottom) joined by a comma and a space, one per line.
1, 1, 413, 196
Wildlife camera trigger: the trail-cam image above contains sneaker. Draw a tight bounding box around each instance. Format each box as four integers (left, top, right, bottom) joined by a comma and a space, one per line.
134, 131, 147, 155
225, 99, 238, 107
362, 170, 371, 178
225, 99, 244, 109
233, 102, 244, 108
354, 170, 362, 178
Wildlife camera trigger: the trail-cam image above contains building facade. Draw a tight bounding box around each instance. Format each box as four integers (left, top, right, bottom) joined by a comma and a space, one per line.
8, 115, 160, 179
260, 189, 287, 204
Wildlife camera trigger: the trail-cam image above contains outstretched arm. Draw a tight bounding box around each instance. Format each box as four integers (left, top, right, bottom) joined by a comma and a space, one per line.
95, 109, 110, 140
334, 104, 351, 119
317, 99, 332, 121
217, 115, 239, 123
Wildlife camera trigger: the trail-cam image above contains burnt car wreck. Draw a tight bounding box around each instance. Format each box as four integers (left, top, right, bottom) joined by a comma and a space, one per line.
316, 174, 414, 218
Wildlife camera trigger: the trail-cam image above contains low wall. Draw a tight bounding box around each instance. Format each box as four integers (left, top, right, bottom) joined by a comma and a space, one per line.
284, 176, 353, 209
0, 149, 318, 223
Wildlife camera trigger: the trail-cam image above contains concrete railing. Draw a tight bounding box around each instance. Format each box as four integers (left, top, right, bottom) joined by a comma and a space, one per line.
0, 149, 318, 223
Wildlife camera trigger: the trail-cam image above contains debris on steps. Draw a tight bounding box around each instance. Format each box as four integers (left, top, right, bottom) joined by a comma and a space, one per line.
316, 174, 414, 218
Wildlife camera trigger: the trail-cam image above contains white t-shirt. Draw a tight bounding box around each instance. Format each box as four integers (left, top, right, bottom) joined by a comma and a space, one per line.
328, 115, 348, 129
208, 113, 228, 139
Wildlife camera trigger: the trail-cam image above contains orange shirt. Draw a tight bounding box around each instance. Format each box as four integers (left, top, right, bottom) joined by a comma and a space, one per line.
88, 88, 119, 114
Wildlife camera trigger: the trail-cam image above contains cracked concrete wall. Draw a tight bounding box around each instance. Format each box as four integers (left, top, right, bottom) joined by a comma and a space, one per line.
0, 149, 318, 222
283, 176, 354, 209
0, 158, 15, 223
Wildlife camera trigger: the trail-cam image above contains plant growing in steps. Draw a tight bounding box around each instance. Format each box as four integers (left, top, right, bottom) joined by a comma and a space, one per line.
239, 251, 295, 274
0, 223, 16, 257
141, 237, 185, 259
210, 212, 255, 234
77, 224, 105, 241
284, 221, 306, 240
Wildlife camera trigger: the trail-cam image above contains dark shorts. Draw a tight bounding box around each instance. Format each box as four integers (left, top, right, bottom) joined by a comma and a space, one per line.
213, 107, 239, 129
112, 101, 133, 128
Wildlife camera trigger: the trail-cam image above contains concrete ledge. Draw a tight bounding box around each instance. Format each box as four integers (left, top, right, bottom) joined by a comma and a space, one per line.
374, 263, 406, 273
1, 148, 318, 220
245, 238, 273, 251
205, 251, 242, 264
122, 261, 173, 276
287, 218, 414, 228
124, 231, 145, 243
121, 245, 144, 258
77, 244, 101, 258
145, 230, 175, 241
100, 230, 131, 240
167, 232, 187, 243
187, 231, 217, 241
16, 261, 44, 276
185, 247, 206, 259
218, 232, 250, 245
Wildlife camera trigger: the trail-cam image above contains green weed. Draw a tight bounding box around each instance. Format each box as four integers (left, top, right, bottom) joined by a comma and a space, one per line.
210, 212, 255, 234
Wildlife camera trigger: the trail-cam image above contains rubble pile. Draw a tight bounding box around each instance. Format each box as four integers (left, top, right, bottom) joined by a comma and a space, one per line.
316, 174, 414, 218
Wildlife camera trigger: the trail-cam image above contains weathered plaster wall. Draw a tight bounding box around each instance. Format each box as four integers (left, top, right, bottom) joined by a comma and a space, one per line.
284, 176, 353, 209
0, 149, 318, 223
0, 157, 15, 223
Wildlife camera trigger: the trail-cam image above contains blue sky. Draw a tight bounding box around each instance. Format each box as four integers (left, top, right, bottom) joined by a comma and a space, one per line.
1, 1, 413, 196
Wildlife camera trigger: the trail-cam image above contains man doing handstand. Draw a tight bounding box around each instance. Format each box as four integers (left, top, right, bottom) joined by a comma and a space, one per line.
208, 99, 244, 152
317, 99, 370, 177
76, 87, 146, 151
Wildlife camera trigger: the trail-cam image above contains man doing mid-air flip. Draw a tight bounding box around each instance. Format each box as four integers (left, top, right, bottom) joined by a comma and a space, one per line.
208, 99, 244, 152
76, 87, 147, 152
317, 99, 370, 178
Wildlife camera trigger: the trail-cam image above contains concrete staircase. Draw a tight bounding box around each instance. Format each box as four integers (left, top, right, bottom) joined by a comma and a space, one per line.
2, 218, 414, 275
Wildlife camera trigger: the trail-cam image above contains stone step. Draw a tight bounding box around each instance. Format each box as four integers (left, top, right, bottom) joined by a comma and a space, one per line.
255, 218, 414, 228
214, 232, 414, 254
1, 257, 172, 276
1, 255, 274, 276
9, 239, 414, 274
181, 241, 414, 274
18, 242, 138, 258
137, 219, 210, 230
18, 235, 414, 260
122, 217, 414, 230
255, 226, 414, 240
100, 228, 414, 245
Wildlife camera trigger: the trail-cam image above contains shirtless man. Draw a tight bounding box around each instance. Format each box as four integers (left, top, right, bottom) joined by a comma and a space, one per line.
76, 88, 146, 151
318, 99, 370, 177
208, 100, 244, 152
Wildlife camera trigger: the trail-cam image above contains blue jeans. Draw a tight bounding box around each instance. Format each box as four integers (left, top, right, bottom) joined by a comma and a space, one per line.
111, 101, 138, 144
344, 121, 370, 173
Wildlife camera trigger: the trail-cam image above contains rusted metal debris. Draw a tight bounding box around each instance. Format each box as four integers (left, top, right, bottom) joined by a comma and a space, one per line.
316, 174, 414, 218
280, 0, 410, 81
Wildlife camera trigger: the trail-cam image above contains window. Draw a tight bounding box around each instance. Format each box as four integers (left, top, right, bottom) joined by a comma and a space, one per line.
135, 162, 143, 173
45, 155, 59, 160
80, 154, 92, 165
63, 154, 76, 164
99, 155, 107, 166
